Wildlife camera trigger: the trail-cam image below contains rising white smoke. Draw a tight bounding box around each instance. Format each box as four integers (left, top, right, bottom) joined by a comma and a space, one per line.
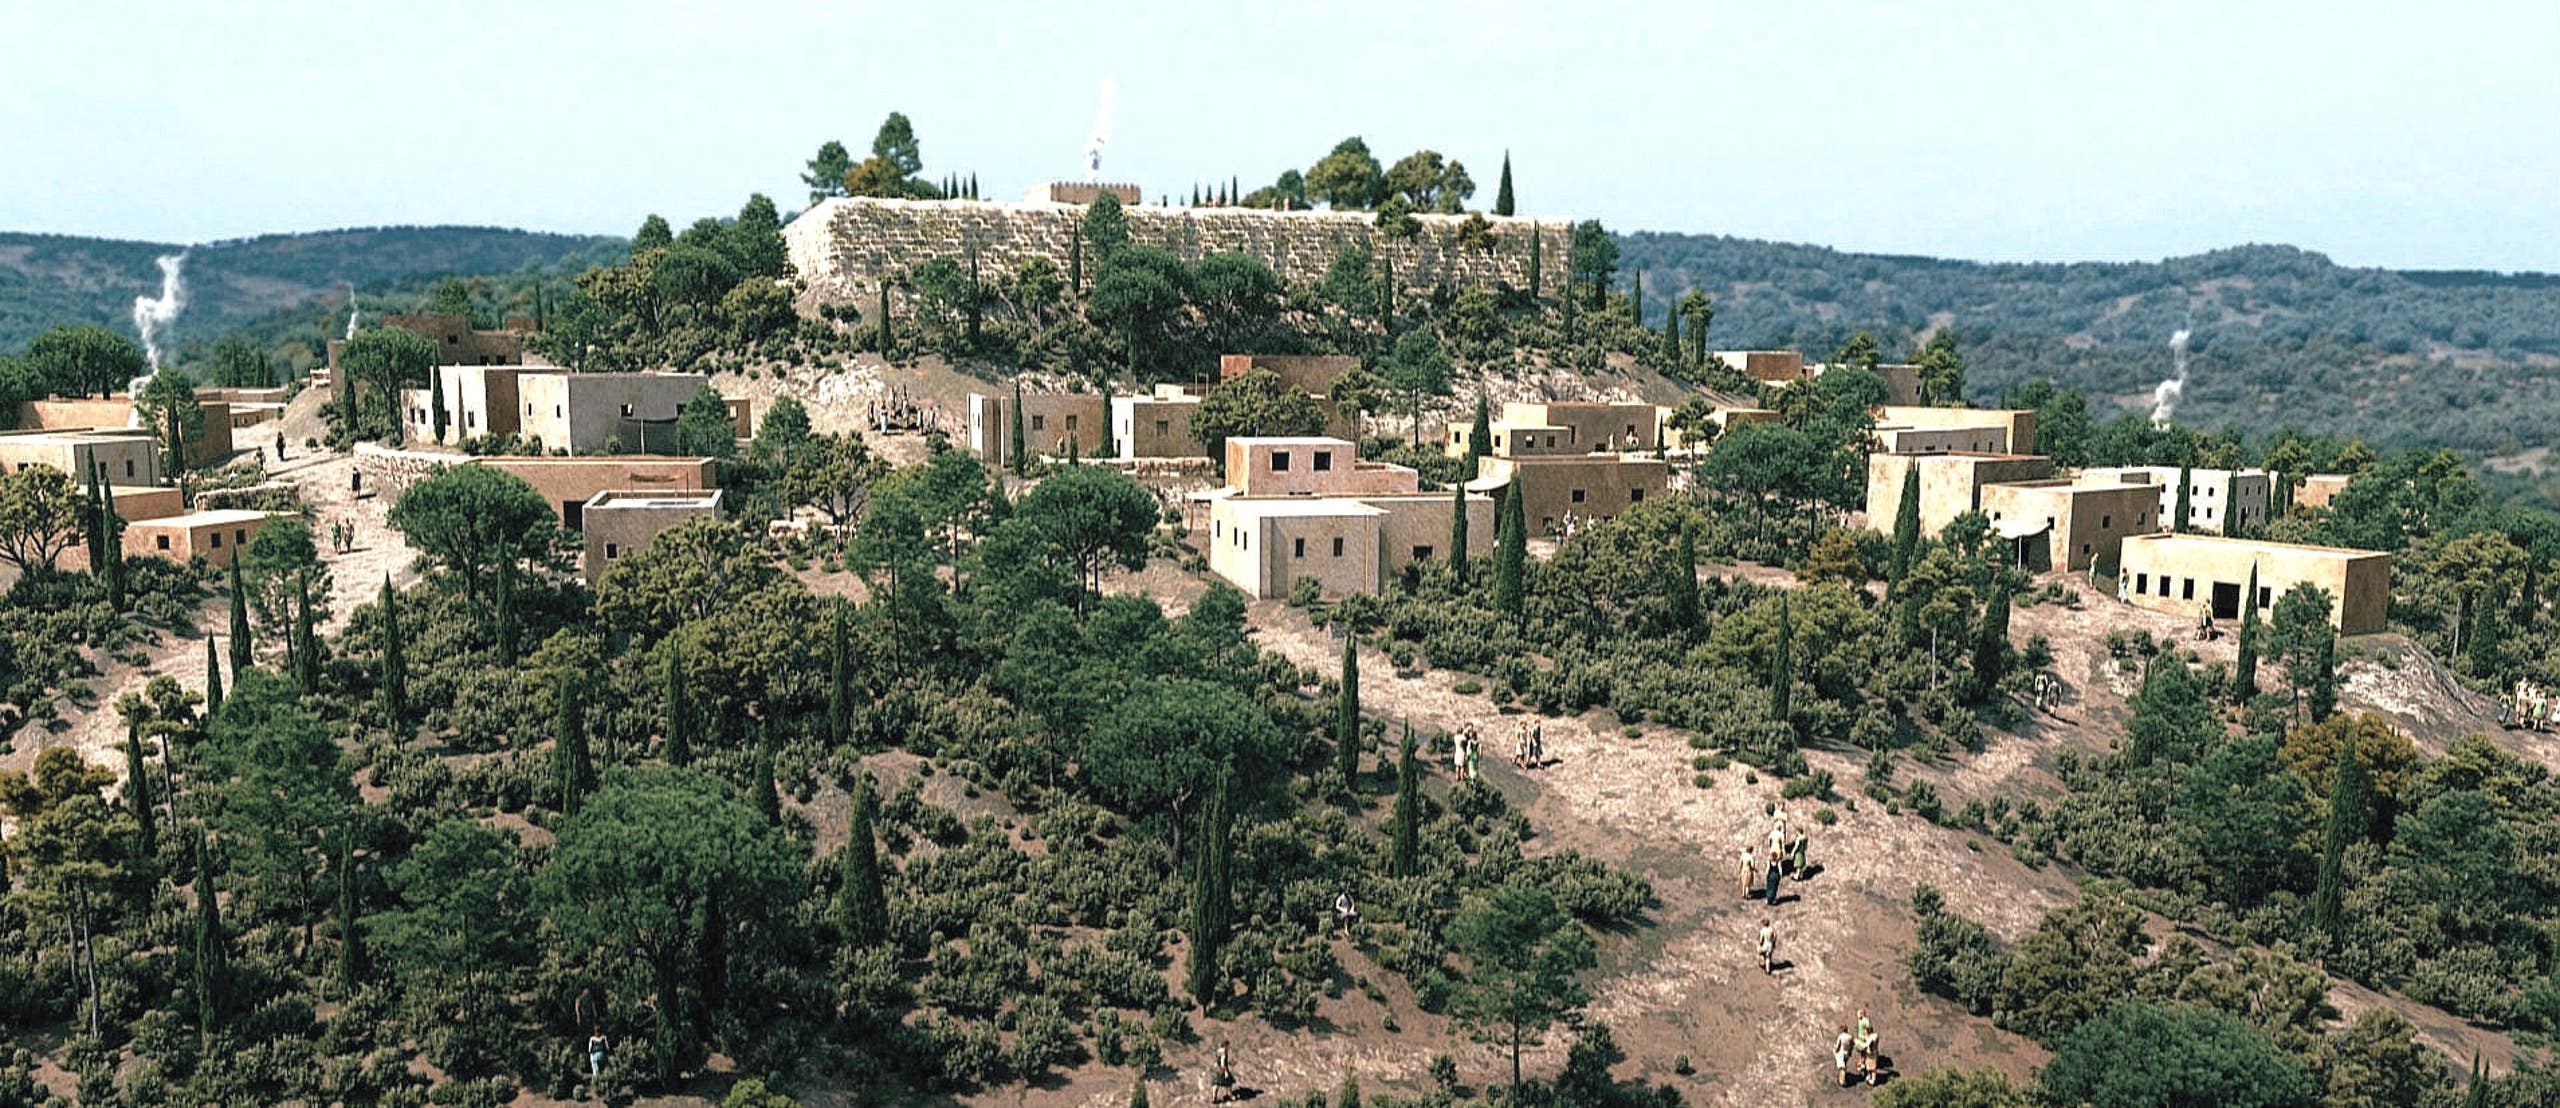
345, 287, 361, 341
1084, 77, 1114, 181
131, 251, 188, 375
2149, 328, 2191, 428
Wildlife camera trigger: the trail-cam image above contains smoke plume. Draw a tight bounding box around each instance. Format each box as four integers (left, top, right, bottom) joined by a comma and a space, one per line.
2149, 329, 2191, 427
131, 251, 188, 375
346, 287, 362, 341
1084, 77, 1114, 181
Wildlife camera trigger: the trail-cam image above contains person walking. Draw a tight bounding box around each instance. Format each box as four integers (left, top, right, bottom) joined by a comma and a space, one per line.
1854, 1010, 1878, 1085
1333, 891, 1359, 935
1757, 918, 1777, 974
1530, 719, 1544, 766
1790, 826, 1810, 879
1738, 842, 1757, 899
1451, 729, 1467, 779
1833, 1026, 1854, 1087
586, 1031, 606, 1087
1763, 844, 1784, 906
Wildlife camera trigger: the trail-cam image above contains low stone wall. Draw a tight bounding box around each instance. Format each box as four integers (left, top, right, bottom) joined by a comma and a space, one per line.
352, 443, 471, 498
192, 481, 302, 513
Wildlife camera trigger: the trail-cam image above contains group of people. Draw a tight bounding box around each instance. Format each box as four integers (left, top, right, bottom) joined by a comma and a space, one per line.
2509, 679, 2560, 731
326, 518, 356, 555
1737, 804, 1813, 907
1832, 1010, 1882, 1086
1450, 719, 1547, 782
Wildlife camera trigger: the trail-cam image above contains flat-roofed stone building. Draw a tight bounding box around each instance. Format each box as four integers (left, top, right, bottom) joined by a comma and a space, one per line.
1874, 406, 2038, 455
1865, 452, 2056, 540
1979, 478, 2162, 571
2116, 533, 2391, 634
580, 489, 725, 583
968, 391, 1109, 468
1201, 436, 1493, 598
2083, 466, 2273, 535
123, 509, 280, 569
0, 427, 165, 486
1112, 384, 1210, 460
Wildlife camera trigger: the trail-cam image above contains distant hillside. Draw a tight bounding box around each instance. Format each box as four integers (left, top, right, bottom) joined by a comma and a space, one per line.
0, 225, 625, 353
1621, 236, 2560, 457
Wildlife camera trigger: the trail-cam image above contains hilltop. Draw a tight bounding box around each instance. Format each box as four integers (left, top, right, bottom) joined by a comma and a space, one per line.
0, 225, 625, 353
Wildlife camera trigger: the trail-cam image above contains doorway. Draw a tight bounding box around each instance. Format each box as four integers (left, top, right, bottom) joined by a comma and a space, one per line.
2211, 581, 2242, 620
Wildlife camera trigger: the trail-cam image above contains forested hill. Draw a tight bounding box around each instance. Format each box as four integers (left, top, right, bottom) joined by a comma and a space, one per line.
1621, 235, 2560, 457
0, 226, 625, 353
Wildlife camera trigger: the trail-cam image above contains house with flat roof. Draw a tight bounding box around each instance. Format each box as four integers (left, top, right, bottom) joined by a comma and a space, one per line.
399, 366, 540, 446
1874, 406, 2037, 455
580, 489, 725, 583
328, 313, 536, 371
1978, 478, 2161, 571
123, 509, 281, 569
1716, 351, 1808, 384
1111, 384, 1212, 461
1875, 422, 2014, 456
0, 427, 165, 486
2116, 533, 2391, 634
2294, 473, 2354, 510
969, 391, 1109, 467
513, 372, 734, 456
2082, 466, 2273, 535
481, 456, 720, 531
1865, 451, 2056, 540
1201, 436, 1493, 599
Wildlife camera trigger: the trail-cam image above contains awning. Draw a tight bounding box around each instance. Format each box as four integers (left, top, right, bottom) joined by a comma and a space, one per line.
1993, 519, 2049, 539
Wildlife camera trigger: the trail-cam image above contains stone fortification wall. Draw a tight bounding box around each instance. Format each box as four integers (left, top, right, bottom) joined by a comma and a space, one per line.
785, 198, 1570, 304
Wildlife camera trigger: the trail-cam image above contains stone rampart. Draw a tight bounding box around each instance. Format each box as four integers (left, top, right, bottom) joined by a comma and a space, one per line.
785, 198, 1569, 304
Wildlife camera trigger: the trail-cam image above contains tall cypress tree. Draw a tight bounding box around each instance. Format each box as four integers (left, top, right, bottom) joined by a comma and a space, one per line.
1448, 482, 1471, 583
228, 559, 253, 674
828, 601, 852, 747
203, 634, 223, 715
1889, 468, 1923, 592
840, 778, 891, 947
1493, 152, 1515, 217
1493, 482, 1526, 622
1070, 226, 1084, 297
83, 465, 108, 571
755, 717, 781, 825
1970, 584, 2010, 703
429, 369, 449, 442
292, 569, 316, 693
378, 575, 405, 724
554, 669, 590, 817
1559, 275, 1576, 341
1526, 224, 1542, 300
1377, 253, 1396, 331
493, 557, 517, 665
1186, 781, 1232, 1007
2174, 465, 2194, 532
101, 489, 126, 611
2234, 567, 2263, 702
1336, 636, 1361, 784
1009, 378, 1030, 475
2311, 725, 2366, 943
124, 719, 156, 859
1660, 302, 1682, 366
876, 282, 894, 357
1629, 269, 1643, 326
192, 830, 227, 1045
2310, 630, 2339, 722
336, 839, 362, 996
664, 635, 692, 767
1389, 724, 1419, 877
1770, 597, 1794, 724
1464, 394, 1492, 481
335, 354, 356, 448
1671, 525, 1700, 632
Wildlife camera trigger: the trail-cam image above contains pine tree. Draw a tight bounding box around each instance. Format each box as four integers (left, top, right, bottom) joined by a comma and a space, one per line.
1889, 468, 1922, 592
664, 635, 692, 767
1493, 152, 1515, 217
1671, 525, 1700, 631
2234, 567, 2263, 702
828, 600, 852, 747
124, 719, 156, 858
292, 569, 316, 692
840, 778, 890, 947
1526, 223, 1543, 300
336, 839, 362, 996
429, 368, 449, 442
1390, 723, 1419, 877
192, 830, 227, 1044
1770, 597, 1794, 724
1970, 584, 2010, 703
1448, 482, 1471, 583
1336, 636, 1362, 784
227, 559, 253, 674
1464, 394, 1492, 481
203, 634, 223, 715
1009, 378, 1030, 475
554, 669, 590, 817
1494, 482, 1526, 621
2174, 464, 2194, 531
493, 557, 517, 665
2311, 724, 2366, 942
378, 576, 405, 724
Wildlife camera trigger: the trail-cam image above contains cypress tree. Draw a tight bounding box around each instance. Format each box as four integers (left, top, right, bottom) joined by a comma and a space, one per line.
1378, 253, 1396, 330
1070, 227, 1084, 296
2311, 725, 2366, 942
227, 559, 253, 674
1661, 301, 1682, 366
1559, 275, 1576, 340
1671, 525, 1700, 631
1389, 724, 1419, 877
1493, 152, 1515, 217
664, 635, 692, 767
1526, 223, 1543, 300
755, 717, 780, 825
2174, 464, 2194, 532
1009, 378, 1029, 475
336, 839, 361, 996
203, 634, 223, 715
123, 719, 156, 859
876, 282, 893, 357
2310, 630, 2339, 722
378, 575, 405, 724
1629, 269, 1643, 326
1770, 597, 1794, 724
1448, 482, 1470, 583
554, 669, 589, 817
429, 368, 449, 442
1889, 468, 1922, 592
83, 466, 107, 571
965, 242, 983, 349
839, 778, 890, 947
1464, 394, 1492, 481
1186, 781, 1232, 1007
493, 557, 517, 665
293, 569, 316, 693
1336, 636, 1361, 784
828, 600, 852, 747
101, 489, 125, 611
1494, 482, 1526, 621
2235, 567, 2263, 702
192, 830, 227, 1044
1970, 583, 2010, 703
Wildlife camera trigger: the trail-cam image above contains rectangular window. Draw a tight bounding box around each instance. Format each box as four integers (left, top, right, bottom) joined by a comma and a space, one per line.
1332, 537, 1345, 557
2101, 514, 2112, 529
1571, 489, 1587, 504
1494, 435, 1506, 451
156, 535, 171, 551
1293, 537, 1305, 557
1155, 420, 1171, 436
555, 405, 563, 418
124, 460, 135, 478
2259, 587, 2273, 608
1413, 545, 1433, 561
2182, 578, 2196, 601
606, 543, 620, 560
1031, 414, 1045, 431
2081, 543, 2091, 556
1313, 451, 1333, 471
2137, 572, 2149, 593
1629, 487, 1645, 503
1213, 520, 1222, 538
1271, 451, 1291, 472
236, 530, 247, 544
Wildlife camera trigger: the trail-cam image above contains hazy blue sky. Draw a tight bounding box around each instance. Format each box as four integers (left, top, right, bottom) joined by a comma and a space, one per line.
4, 0, 2553, 270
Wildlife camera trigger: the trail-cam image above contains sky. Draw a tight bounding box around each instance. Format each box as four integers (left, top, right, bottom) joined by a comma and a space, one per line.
3, 0, 2554, 271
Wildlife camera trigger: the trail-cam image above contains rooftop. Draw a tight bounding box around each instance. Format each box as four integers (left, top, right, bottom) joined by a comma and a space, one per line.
1219, 497, 1388, 519
134, 509, 279, 527
0, 427, 156, 444
2120, 532, 2389, 560
586, 488, 723, 509
1230, 436, 1355, 447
